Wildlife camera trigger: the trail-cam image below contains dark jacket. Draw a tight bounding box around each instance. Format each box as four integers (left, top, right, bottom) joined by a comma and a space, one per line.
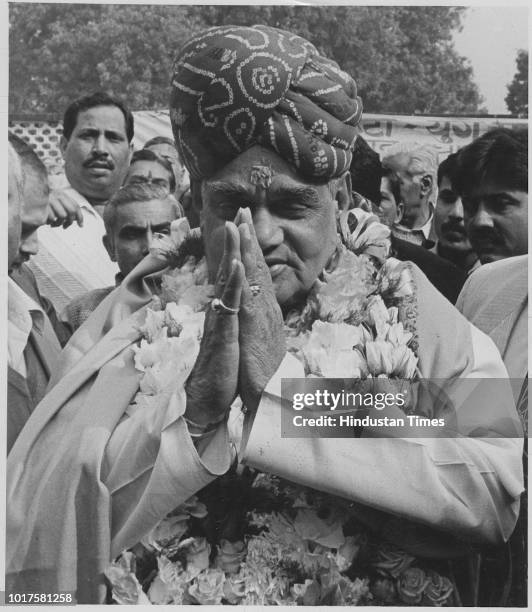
391, 236, 467, 304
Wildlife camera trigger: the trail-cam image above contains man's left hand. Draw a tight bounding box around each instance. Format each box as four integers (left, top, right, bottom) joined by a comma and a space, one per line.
235, 207, 286, 412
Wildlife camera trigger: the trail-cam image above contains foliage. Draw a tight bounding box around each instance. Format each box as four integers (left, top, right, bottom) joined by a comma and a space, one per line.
9, 4, 203, 114
505, 50, 528, 117
10, 4, 484, 115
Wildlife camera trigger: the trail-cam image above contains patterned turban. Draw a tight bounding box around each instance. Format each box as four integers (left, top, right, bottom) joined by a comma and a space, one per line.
170, 25, 363, 181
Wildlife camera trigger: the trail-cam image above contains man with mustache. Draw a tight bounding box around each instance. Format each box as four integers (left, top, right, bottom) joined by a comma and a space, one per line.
453, 127, 527, 266
433, 152, 478, 274
454, 128, 528, 607
28, 92, 134, 311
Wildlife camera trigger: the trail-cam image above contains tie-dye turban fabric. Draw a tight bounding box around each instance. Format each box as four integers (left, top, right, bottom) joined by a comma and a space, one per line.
170, 25, 363, 181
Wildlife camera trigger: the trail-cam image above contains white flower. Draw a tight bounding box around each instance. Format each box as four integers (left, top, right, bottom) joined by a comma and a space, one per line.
160, 257, 213, 307
105, 552, 150, 605
391, 344, 418, 378
184, 537, 211, 575
366, 340, 394, 376
223, 574, 247, 604
311, 250, 377, 323
302, 321, 370, 377
187, 568, 226, 605
147, 556, 187, 604
293, 508, 345, 548
339, 208, 391, 261
142, 514, 189, 551
367, 295, 390, 338
138, 308, 166, 343
216, 539, 246, 574
137, 335, 200, 395
335, 535, 363, 572
379, 258, 415, 298
386, 321, 412, 347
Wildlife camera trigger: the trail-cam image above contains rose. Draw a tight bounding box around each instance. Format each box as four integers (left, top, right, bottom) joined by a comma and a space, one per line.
142, 514, 189, 551
397, 567, 429, 604
302, 321, 369, 378
311, 250, 377, 323
379, 259, 415, 298
178, 495, 208, 518
291, 579, 321, 605
422, 570, 454, 606
223, 574, 247, 604
216, 539, 246, 574
104, 552, 150, 605
372, 577, 397, 604
339, 209, 391, 263
138, 308, 165, 343
373, 544, 415, 578
184, 537, 211, 575
293, 508, 345, 548
148, 574, 186, 605
335, 535, 362, 572
187, 568, 226, 605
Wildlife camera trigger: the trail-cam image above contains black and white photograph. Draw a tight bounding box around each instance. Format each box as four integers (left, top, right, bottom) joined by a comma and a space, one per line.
5, 1, 528, 606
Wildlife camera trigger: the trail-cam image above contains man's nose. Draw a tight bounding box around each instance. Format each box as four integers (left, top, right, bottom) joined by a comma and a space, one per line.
92, 133, 109, 155
252, 208, 283, 253
142, 228, 155, 255
448, 197, 465, 221
469, 204, 494, 230
19, 232, 39, 257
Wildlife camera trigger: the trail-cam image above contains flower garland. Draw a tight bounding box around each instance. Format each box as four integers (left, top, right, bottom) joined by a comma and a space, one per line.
105, 213, 455, 606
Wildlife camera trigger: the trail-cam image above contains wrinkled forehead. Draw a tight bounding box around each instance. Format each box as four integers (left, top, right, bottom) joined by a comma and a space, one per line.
74, 104, 128, 134
113, 197, 177, 223
203, 145, 315, 192
129, 159, 170, 176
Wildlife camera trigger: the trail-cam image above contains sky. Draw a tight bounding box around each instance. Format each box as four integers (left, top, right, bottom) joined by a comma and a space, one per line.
453, 6, 529, 115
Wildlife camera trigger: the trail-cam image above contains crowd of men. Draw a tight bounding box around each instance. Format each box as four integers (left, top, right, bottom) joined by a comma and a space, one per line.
6, 23, 528, 606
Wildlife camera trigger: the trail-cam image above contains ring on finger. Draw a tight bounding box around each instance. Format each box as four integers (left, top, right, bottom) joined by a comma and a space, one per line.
211, 297, 239, 315
249, 284, 261, 297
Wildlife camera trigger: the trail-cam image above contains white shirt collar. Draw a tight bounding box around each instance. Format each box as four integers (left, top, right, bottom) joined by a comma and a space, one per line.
62, 186, 99, 216
392, 205, 434, 246
8, 278, 45, 376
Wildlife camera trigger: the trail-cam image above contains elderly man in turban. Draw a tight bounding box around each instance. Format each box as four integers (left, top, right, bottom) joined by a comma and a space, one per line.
7, 26, 523, 604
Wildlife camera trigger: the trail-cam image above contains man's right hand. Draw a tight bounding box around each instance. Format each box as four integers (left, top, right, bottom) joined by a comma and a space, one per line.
47, 191, 84, 228
184, 222, 244, 431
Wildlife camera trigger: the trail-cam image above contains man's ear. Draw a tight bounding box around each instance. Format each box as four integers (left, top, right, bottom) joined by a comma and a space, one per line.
334, 172, 353, 212
419, 174, 433, 197
102, 234, 116, 262
395, 202, 404, 224
59, 136, 68, 159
